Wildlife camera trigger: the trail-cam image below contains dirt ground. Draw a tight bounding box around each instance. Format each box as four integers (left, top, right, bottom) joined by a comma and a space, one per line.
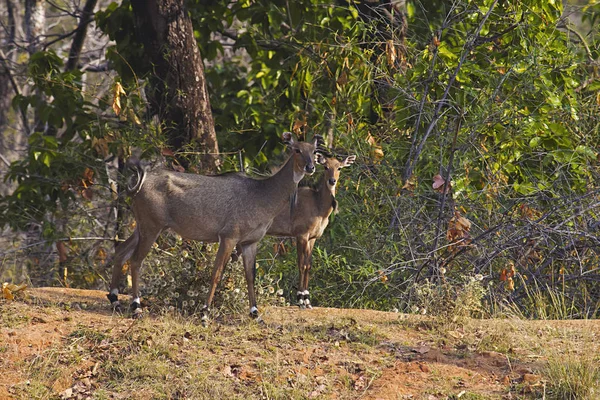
1, 287, 599, 399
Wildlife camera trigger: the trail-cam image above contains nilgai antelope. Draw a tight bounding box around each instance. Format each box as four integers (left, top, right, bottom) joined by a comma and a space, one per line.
263, 152, 355, 308
107, 132, 321, 322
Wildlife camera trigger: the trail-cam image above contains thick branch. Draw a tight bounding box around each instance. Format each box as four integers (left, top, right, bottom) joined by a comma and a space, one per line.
65, 0, 98, 71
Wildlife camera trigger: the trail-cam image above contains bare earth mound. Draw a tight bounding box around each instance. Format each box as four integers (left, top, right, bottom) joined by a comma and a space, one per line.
1, 287, 599, 399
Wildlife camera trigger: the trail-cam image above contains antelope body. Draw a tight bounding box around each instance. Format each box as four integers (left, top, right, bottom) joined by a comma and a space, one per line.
108, 132, 319, 321
265, 154, 355, 308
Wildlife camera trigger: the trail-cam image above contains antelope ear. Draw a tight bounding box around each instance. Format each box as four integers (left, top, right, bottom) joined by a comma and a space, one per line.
315, 153, 327, 165
341, 155, 356, 167
282, 131, 295, 146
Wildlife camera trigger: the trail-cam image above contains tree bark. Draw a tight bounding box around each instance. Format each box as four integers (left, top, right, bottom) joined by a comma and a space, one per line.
0, 0, 17, 130
24, 0, 45, 54
130, 0, 220, 172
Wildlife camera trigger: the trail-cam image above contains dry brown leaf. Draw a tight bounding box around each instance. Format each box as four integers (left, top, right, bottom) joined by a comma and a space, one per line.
500, 269, 507, 281
447, 212, 472, 245
402, 175, 417, 192
2, 282, 27, 300
456, 216, 471, 231
506, 277, 515, 291
386, 39, 397, 67
433, 174, 452, 193
293, 118, 307, 135
112, 82, 126, 116
162, 148, 175, 157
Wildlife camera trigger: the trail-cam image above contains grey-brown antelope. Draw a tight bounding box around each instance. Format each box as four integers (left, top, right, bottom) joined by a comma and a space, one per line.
107, 132, 321, 322
263, 152, 355, 308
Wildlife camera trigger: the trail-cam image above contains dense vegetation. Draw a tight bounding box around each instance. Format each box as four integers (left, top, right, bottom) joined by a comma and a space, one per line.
1, 0, 599, 319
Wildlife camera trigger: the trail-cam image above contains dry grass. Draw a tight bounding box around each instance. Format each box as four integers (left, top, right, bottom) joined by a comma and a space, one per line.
2, 288, 600, 399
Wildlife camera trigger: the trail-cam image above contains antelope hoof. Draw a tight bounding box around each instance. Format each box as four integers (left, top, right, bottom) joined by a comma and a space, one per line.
130, 302, 143, 319
304, 294, 312, 310
107, 293, 123, 313
249, 306, 260, 320
200, 306, 210, 327
297, 292, 305, 309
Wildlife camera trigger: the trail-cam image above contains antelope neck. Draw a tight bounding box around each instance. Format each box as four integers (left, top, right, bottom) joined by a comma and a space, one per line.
317, 175, 336, 214
261, 154, 303, 208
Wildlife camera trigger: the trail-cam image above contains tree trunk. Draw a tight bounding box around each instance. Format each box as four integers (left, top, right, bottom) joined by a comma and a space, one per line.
0, 0, 17, 131
24, 0, 45, 54
130, 0, 220, 172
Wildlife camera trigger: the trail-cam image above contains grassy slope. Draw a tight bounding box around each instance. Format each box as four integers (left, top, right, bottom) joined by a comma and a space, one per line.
1, 288, 599, 399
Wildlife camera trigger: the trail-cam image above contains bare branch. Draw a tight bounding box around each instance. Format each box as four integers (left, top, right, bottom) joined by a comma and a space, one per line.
65, 0, 98, 72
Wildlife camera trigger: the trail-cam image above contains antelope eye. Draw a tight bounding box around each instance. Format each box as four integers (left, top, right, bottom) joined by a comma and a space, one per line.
338, 168, 342, 171
324, 166, 329, 170
295, 149, 301, 153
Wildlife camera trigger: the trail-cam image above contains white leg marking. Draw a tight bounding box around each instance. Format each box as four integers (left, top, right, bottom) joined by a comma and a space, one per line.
250, 306, 258, 314
111, 288, 119, 296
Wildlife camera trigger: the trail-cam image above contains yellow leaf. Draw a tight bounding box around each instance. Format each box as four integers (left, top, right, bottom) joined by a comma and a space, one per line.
506, 277, 515, 291
112, 82, 126, 116
2, 282, 27, 300
366, 133, 384, 160
386, 40, 396, 67
402, 175, 417, 192
3, 285, 14, 300
128, 108, 141, 125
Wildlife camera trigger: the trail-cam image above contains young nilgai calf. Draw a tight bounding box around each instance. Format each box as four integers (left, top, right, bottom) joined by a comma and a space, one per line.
107, 132, 320, 321
266, 153, 355, 308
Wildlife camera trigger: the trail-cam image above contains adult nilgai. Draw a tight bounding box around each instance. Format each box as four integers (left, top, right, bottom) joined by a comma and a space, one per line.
108, 132, 321, 322
266, 153, 355, 308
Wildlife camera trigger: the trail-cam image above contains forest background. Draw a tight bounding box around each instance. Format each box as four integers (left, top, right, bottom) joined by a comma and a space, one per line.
1, 0, 600, 320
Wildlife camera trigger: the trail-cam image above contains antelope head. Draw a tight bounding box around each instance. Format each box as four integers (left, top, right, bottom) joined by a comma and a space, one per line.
282, 132, 321, 182
316, 154, 356, 195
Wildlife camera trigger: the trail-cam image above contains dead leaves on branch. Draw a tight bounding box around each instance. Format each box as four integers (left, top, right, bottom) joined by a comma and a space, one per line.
447, 211, 472, 246
111, 82, 126, 116
432, 174, 452, 194
500, 262, 517, 292
111, 81, 141, 125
